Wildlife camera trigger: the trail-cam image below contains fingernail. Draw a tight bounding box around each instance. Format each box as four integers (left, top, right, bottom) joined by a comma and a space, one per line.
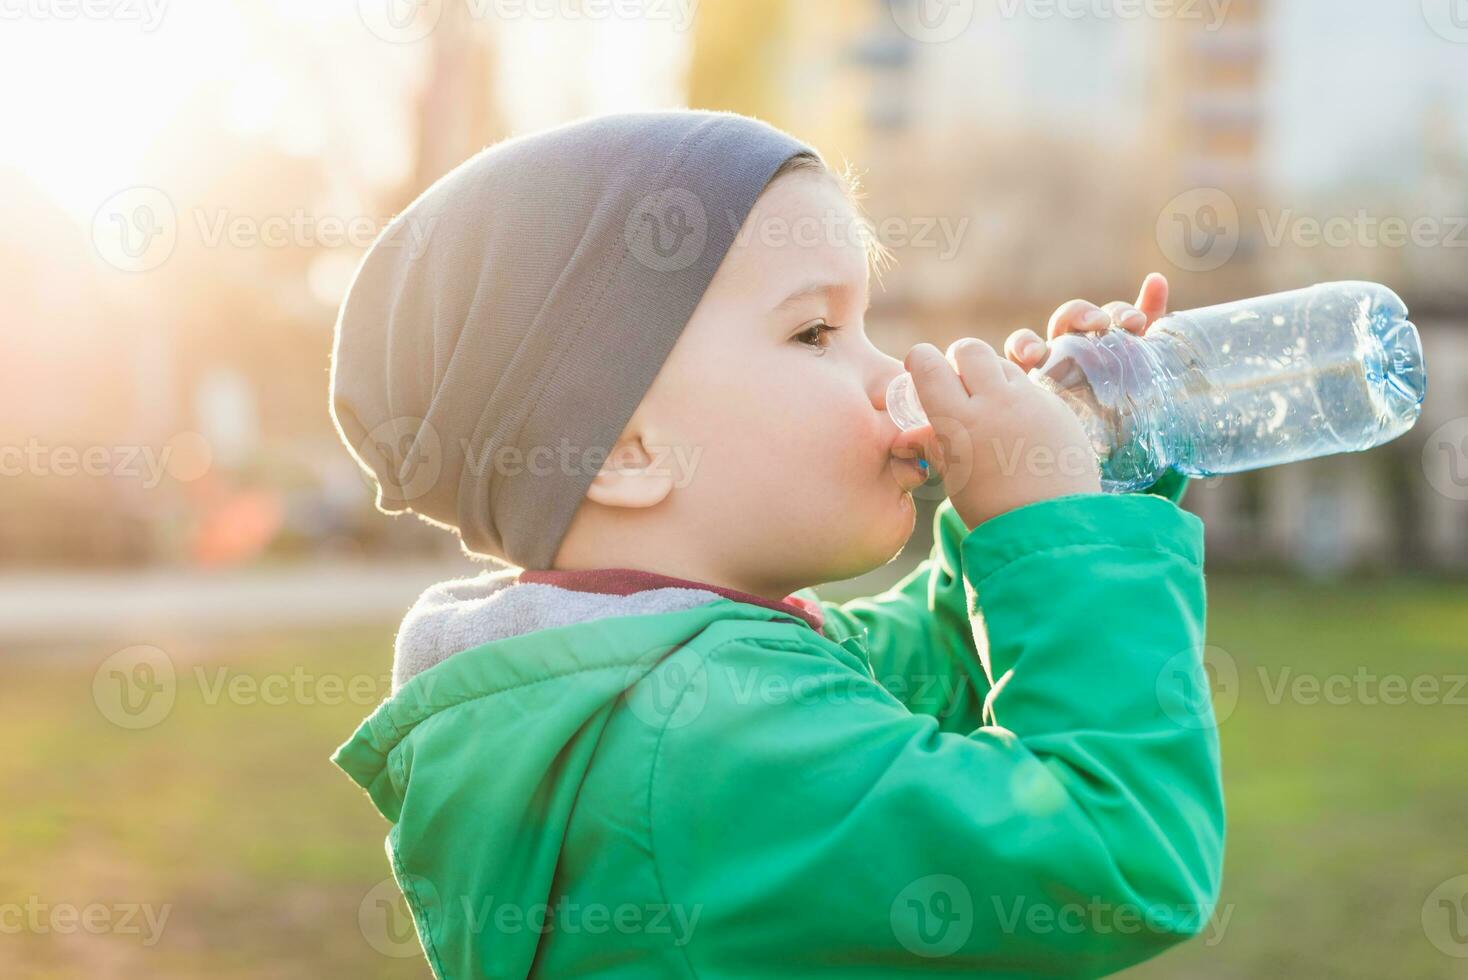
1022, 339, 1044, 360
1082, 310, 1109, 329
1121, 309, 1146, 328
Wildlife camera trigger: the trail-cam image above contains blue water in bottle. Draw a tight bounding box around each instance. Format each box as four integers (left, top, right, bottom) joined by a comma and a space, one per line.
886, 281, 1427, 491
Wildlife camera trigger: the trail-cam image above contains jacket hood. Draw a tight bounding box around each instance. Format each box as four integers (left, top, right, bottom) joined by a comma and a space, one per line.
335, 567, 825, 811
330, 569, 823, 974
386, 567, 745, 692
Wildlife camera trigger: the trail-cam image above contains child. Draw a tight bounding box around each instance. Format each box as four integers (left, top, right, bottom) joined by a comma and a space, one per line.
329, 110, 1223, 978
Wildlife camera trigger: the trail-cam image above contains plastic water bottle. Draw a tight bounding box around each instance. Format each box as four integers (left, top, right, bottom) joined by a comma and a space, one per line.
886, 281, 1427, 492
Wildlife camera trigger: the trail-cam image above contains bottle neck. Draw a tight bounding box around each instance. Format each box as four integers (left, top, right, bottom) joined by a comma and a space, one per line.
1130, 317, 1210, 477
1030, 322, 1198, 489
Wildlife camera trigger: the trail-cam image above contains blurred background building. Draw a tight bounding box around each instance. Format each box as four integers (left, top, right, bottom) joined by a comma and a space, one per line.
3, 0, 1466, 577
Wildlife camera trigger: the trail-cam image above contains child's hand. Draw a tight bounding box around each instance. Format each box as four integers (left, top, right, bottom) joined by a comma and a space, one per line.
1003, 272, 1170, 371
900, 273, 1170, 531
902, 338, 1101, 531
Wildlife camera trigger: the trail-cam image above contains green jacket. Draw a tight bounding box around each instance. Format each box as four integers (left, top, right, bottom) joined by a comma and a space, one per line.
333, 472, 1223, 978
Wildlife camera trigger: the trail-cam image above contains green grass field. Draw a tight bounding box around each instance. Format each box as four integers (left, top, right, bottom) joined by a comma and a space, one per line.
3, 573, 1465, 978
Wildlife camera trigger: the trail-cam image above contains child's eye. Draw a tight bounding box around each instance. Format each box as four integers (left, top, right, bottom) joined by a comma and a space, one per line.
794, 320, 841, 353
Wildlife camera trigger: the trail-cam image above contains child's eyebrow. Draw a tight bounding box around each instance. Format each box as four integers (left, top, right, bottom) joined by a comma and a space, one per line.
770, 278, 848, 314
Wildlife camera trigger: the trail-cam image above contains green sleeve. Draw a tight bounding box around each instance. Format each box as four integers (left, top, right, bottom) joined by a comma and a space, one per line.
797, 470, 1188, 731
653, 492, 1224, 977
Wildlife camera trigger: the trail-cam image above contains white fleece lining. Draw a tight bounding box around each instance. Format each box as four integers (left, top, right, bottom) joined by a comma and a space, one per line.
391, 568, 725, 692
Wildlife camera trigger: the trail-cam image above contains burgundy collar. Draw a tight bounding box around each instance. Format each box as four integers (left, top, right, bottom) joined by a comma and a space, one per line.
517, 567, 825, 635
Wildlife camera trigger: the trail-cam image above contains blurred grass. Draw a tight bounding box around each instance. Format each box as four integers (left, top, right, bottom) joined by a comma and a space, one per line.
1127, 574, 1468, 980
2, 574, 1466, 977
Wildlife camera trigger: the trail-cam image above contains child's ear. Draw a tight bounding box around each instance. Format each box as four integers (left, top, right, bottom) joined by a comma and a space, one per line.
584, 436, 674, 509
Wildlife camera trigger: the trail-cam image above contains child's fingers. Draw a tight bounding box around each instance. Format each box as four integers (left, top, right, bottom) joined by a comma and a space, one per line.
904, 342, 969, 419
1136, 272, 1169, 326
1047, 299, 1110, 340
948, 337, 1007, 395
1003, 328, 1047, 370
1102, 301, 1148, 334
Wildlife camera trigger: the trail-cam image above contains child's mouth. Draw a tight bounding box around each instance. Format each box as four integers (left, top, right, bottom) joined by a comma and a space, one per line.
890, 454, 930, 491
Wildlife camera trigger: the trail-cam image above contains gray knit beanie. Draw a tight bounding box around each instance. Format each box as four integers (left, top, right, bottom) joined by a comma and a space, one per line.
329, 110, 816, 570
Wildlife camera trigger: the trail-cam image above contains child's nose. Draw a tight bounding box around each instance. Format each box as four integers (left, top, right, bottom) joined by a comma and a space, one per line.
871, 354, 906, 412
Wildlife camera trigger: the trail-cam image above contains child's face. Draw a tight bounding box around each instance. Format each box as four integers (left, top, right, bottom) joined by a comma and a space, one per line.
637, 169, 926, 592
